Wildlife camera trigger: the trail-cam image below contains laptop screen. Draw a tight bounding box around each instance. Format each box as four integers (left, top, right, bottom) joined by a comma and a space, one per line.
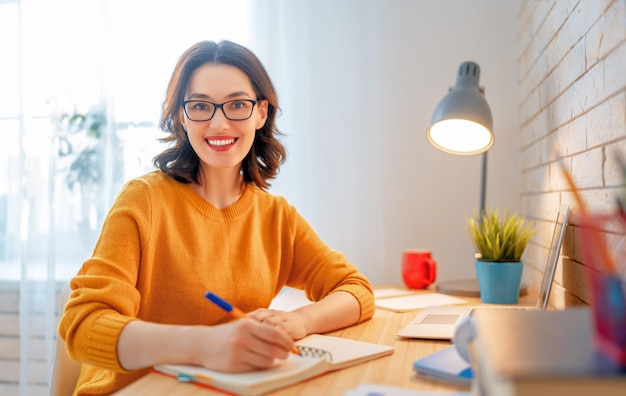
535, 204, 570, 310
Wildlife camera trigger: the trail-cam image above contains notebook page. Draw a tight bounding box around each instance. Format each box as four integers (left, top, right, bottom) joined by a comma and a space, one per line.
295, 334, 394, 369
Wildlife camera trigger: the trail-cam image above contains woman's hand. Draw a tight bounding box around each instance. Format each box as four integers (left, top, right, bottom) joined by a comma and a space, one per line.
118, 291, 360, 373
117, 318, 295, 373
194, 318, 296, 372
248, 291, 362, 339
247, 308, 309, 340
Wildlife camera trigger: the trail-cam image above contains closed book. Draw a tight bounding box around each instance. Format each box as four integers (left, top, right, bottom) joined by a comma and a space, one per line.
469, 307, 626, 396
153, 334, 394, 395
413, 345, 472, 386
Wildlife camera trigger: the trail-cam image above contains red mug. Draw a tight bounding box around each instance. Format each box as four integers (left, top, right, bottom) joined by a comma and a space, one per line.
402, 250, 437, 289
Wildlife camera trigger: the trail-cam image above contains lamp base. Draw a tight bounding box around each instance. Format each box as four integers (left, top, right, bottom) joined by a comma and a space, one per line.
435, 278, 527, 298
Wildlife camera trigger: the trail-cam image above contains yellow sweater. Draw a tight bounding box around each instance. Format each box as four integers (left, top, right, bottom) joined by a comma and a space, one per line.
59, 170, 374, 395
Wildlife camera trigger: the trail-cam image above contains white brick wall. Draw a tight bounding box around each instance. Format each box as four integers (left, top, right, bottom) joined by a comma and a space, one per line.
519, 0, 626, 308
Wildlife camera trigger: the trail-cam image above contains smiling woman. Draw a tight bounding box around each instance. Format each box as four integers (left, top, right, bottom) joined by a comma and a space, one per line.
56, 40, 373, 395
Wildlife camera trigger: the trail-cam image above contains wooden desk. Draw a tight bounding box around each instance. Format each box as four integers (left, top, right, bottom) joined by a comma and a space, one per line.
114, 290, 536, 395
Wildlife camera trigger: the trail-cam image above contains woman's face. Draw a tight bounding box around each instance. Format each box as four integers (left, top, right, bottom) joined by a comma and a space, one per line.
181, 63, 268, 174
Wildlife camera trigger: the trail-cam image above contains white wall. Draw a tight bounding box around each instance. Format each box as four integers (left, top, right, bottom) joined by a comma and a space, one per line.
257, 0, 520, 286
374, 0, 520, 284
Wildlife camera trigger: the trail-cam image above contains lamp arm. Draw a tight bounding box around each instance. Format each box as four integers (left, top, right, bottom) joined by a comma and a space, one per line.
479, 151, 487, 220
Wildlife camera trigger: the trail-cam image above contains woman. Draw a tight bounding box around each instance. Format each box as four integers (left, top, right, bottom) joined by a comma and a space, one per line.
59, 40, 374, 394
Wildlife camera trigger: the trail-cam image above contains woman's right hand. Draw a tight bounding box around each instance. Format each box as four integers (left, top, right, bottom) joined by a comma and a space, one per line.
117, 317, 296, 372
192, 318, 296, 372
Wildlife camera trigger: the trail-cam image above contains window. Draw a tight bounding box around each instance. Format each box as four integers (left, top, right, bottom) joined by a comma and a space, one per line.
0, 0, 251, 281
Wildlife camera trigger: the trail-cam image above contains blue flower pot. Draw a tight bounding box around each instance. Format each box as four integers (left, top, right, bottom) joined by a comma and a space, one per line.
475, 260, 523, 304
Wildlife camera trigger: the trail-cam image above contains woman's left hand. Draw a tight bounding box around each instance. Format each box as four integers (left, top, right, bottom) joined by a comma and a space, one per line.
247, 308, 309, 340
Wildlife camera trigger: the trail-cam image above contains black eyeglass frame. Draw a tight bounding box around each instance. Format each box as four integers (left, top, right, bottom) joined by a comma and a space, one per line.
182, 99, 258, 121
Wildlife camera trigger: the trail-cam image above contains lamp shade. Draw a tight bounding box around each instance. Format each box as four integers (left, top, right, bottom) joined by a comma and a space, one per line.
426, 61, 494, 155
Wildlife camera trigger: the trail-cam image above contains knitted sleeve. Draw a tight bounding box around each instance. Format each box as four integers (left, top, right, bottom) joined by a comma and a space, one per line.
285, 208, 375, 323
59, 178, 151, 371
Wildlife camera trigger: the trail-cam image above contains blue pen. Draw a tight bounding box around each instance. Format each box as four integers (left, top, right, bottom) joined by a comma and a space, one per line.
205, 291, 247, 318
204, 291, 301, 355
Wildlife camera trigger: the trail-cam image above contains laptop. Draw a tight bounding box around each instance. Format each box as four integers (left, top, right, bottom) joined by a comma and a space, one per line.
398, 204, 570, 340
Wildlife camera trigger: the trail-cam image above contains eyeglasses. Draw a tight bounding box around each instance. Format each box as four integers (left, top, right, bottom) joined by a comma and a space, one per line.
182, 99, 258, 121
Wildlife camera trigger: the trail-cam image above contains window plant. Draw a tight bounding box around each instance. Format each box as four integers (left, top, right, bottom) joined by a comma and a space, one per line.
57, 106, 106, 192
55, 105, 107, 231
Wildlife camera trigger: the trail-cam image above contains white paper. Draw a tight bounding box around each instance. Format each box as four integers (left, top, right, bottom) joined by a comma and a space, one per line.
374, 287, 419, 299
375, 293, 466, 312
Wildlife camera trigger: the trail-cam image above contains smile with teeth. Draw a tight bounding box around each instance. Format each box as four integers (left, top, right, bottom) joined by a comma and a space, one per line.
207, 137, 236, 146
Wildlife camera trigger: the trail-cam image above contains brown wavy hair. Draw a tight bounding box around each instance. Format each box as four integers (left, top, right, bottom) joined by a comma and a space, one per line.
153, 40, 286, 190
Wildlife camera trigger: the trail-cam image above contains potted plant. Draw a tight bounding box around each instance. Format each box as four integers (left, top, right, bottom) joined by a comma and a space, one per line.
466, 208, 536, 304
57, 107, 106, 191
56, 105, 106, 231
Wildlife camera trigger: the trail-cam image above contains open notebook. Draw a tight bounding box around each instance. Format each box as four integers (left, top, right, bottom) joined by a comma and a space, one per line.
153, 334, 394, 395
398, 204, 570, 340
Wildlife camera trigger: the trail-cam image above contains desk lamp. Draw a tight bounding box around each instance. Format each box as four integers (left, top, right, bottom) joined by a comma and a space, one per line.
426, 61, 494, 297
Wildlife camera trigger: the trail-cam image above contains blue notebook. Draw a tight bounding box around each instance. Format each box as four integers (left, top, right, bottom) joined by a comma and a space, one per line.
413, 345, 473, 386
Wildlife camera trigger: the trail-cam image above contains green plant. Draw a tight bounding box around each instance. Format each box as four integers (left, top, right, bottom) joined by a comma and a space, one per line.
57, 106, 106, 192
466, 208, 536, 261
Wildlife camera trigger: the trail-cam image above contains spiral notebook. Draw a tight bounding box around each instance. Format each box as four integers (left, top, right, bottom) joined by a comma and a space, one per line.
153, 334, 394, 395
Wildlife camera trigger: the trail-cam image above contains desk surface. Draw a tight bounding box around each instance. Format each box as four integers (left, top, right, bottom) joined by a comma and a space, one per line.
113, 288, 536, 395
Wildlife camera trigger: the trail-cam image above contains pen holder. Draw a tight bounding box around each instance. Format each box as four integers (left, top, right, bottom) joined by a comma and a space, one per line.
579, 211, 626, 368
590, 272, 626, 367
